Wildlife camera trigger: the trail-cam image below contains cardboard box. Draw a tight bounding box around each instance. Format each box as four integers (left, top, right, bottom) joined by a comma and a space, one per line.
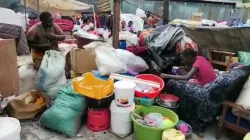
70, 48, 97, 73
0, 39, 19, 97
192, 13, 204, 22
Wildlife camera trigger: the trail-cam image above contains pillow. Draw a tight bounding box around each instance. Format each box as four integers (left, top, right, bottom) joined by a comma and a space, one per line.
232, 75, 250, 120
238, 51, 250, 65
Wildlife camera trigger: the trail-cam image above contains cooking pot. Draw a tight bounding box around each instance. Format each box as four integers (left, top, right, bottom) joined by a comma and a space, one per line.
157, 94, 179, 108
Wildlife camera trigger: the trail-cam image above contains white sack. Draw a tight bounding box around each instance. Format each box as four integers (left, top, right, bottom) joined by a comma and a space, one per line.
35, 50, 67, 99
58, 43, 77, 56
116, 49, 148, 72
232, 75, 250, 120
18, 64, 37, 95
95, 46, 127, 76
136, 8, 146, 18
119, 31, 138, 45
74, 29, 103, 41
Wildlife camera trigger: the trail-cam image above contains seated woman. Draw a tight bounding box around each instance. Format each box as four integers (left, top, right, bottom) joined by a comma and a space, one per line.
160, 48, 216, 86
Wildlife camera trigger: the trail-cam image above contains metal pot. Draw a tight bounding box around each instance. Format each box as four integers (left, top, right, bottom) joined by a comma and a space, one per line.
158, 94, 179, 108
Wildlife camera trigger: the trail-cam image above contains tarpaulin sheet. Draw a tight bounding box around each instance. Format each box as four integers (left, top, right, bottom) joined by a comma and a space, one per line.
147, 25, 185, 56
22, 0, 92, 15
183, 26, 250, 52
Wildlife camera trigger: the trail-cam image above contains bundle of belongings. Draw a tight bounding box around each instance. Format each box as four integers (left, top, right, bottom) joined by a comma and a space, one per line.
146, 24, 197, 73
6, 90, 48, 120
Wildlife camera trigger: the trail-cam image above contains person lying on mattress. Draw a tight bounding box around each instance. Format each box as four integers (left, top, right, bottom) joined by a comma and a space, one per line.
160, 48, 216, 86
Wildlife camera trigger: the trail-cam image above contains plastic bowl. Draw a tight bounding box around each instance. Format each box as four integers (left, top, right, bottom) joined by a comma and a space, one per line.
131, 106, 179, 140
183, 124, 193, 137
135, 74, 165, 99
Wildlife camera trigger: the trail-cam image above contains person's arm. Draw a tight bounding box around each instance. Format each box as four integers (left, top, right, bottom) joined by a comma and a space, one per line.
27, 40, 51, 52
44, 24, 65, 41
160, 67, 198, 80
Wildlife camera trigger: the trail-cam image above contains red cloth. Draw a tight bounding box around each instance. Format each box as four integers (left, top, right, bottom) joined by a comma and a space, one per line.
193, 56, 217, 85
139, 29, 154, 47
29, 19, 74, 32
126, 46, 149, 57
88, 31, 102, 37
94, 15, 101, 28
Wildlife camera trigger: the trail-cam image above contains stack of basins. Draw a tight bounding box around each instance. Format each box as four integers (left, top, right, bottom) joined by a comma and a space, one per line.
134, 74, 165, 107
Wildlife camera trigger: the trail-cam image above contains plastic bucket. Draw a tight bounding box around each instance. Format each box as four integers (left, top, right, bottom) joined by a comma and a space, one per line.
0, 117, 21, 140
114, 80, 136, 108
135, 74, 165, 99
131, 106, 179, 140
110, 100, 135, 135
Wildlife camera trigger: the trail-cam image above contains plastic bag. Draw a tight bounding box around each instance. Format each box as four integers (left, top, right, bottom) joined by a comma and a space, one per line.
40, 84, 86, 137
121, 14, 144, 31
74, 29, 103, 41
35, 50, 67, 99
58, 43, 77, 56
119, 31, 139, 45
18, 64, 37, 95
95, 46, 127, 76
116, 49, 148, 73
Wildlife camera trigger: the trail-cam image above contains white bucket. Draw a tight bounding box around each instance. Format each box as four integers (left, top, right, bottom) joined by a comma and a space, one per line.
0, 117, 21, 140
114, 80, 136, 107
110, 100, 135, 135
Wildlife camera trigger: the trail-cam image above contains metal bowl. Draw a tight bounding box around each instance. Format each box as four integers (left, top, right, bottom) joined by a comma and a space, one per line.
158, 94, 179, 108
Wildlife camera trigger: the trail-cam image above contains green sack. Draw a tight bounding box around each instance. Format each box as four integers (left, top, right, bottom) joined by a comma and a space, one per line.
40, 83, 86, 137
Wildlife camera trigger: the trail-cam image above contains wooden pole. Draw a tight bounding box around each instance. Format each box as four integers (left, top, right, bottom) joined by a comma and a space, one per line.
163, 0, 169, 24
37, 0, 40, 14
24, 0, 27, 31
112, 0, 120, 48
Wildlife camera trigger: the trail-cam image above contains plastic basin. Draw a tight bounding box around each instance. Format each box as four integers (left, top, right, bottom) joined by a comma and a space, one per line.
135, 74, 165, 99
131, 106, 179, 140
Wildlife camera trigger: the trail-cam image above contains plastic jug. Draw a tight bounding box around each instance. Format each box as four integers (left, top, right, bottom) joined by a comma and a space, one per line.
162, 129, 185, 140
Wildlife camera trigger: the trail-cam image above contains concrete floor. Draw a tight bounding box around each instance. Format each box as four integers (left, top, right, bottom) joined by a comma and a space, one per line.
20, 120, 235, 140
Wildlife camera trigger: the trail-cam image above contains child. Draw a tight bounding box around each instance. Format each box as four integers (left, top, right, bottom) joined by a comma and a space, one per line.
120, 21, 127, 31
128, 21, 135, 33
160, 48, 216, 85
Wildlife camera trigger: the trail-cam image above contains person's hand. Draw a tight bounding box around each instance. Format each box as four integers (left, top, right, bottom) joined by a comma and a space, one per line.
43, 33, 57, 40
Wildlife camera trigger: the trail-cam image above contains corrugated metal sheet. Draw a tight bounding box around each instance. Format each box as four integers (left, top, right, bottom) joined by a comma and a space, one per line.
0, 0, 8, 8
121, 0, 239, 21
0, 0, 20, 8
7, 0, 20, 6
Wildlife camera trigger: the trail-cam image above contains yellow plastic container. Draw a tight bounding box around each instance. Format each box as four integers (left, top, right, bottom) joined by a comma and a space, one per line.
162, 129, 185, 140
73, 72, 114, 100
244, 133, 250, 140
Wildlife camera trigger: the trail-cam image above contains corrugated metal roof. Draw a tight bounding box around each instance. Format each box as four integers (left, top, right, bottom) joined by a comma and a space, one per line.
201, 0, 241, 4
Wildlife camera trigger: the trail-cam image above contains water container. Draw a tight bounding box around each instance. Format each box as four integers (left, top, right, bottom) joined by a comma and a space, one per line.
110, 100, 135, 135
119, 40, 127, 50
114, 80, 136, 108
0, 117, 21, 140
162, 129, 185, 140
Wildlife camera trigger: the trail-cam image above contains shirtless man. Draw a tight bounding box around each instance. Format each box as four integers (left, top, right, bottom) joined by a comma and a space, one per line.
26, 11, 65, 70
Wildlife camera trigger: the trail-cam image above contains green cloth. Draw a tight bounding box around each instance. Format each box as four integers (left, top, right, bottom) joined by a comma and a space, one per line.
40, 83, 86, 137
238, 51, 250, 65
